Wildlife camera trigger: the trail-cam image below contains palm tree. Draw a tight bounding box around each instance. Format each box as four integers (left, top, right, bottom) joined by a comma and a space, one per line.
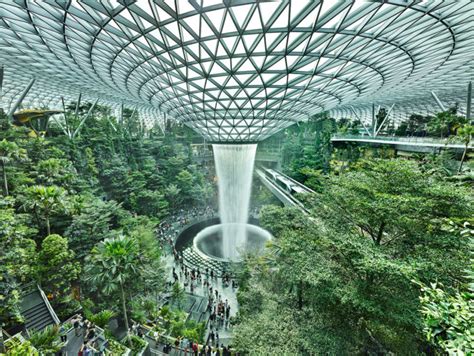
0, 139, 27, 196
85, 236, 139, 346
23, 185, 66, 236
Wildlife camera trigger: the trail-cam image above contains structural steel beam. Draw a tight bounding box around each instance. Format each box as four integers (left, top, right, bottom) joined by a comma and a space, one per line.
467, 81, 472, 121
350, 106, 372, 136
375, 103, 395, 136
7, 78, 35, 117
372, 103, 375, 136
431, 91, 446, 112
0, 65, 3, 99
73, 98, 98, 138
74, 93, 82, 120
61, 97, 72, 138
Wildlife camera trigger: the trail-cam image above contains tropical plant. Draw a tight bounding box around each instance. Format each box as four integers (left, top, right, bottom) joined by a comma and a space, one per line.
418, 222, 474, 354
22, 185, 67, 236
86, 310, 116, 330
4, 336, 39, 356
85, 236, 141, 346
127, 335, 147, 353
171, 283, 185, 309
37, 234, 80, 298
105, 338, 128, 355
28, 325, 64, 355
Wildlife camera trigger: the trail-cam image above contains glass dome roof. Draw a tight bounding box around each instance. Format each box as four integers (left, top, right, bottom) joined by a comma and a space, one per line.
0, 0, 473, 141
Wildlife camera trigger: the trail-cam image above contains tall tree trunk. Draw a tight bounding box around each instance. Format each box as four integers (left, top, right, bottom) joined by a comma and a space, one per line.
458, 142, 468, 174
1, 160, 8, 196
46, 216, 51, 236
120, 282, 131, 346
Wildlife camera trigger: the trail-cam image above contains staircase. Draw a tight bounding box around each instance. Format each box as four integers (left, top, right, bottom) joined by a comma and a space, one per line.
20, 286, 59, 332
182, 246, 227, 276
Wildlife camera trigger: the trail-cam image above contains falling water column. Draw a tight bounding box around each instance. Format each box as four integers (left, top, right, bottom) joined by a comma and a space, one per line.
212, 144, 257, 261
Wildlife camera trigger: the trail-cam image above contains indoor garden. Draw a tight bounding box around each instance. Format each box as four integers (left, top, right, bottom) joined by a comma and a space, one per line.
0, 1, 473, 355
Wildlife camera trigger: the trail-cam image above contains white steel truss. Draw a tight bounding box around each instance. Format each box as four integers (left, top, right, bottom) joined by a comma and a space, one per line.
0, 0, 473, 141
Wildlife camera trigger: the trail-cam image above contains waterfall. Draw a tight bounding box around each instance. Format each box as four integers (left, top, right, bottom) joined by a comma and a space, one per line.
213, 144, 257, 261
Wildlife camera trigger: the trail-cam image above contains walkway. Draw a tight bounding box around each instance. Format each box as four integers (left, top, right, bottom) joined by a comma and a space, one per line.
331, 134, 473, 150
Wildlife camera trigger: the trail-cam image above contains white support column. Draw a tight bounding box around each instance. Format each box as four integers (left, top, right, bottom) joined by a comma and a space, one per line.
7, 78, 36, 117
375, 103, 395, 136
467, 81, 472, 122
350, 106, 372, 136
0, 65, 4, 100
74, 93, 82, 120
73, 98, 98, 138
431, 91, 446, 112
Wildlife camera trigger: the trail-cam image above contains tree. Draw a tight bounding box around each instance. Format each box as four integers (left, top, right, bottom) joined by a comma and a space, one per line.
0, 197, 37, 326
165, 184, 181, 210
0, 139, 27, 196
171, 282, 185, 309
427, 109, 467, 138
176, 170, 194, 203
418, 222, 474, 354
34, 158, 74, 188
37, 234, 80, 298
85, 236, 142, 345
236, 159, 472, 353
23, 185, 67, 236
65, 197, 123, 260
129, 189, 168, 218
310, 159, 471, 248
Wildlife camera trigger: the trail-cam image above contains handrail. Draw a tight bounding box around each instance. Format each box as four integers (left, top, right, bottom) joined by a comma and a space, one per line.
331, 134, 473, 146
37, 285, 60, 325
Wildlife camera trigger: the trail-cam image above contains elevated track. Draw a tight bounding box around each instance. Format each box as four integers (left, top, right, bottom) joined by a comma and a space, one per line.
256, 168, 314, 214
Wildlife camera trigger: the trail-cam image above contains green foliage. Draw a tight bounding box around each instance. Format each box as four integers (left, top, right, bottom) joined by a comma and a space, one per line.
28, 325, 64, 355
65, 197, 123, 259
3, 336, 39, 356
235, 159, 473, 354
86, 309, 116, 329
0, 197, 37, 324
127, 335, 147, 353
418, 222, 474, 354
129, 189, 168, 218
105, 338, 128, 355
280, 116, 336, 181
427, 108, 467, 138
37, 234, 80, 298
0, 139, 27, 196
419, 282, 473, 353
22, 185, 67, 236
171, 283, 185, 309
85, 235, 141, 295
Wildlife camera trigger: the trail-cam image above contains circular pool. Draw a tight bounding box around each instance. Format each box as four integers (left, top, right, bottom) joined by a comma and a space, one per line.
193, 223, 272, 263
175, 217, 272, 273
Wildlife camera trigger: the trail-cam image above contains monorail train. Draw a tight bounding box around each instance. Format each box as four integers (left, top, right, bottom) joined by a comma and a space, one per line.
263, 168, 308, 195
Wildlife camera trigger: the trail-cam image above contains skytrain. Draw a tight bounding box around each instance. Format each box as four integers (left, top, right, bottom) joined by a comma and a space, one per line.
263, 168, 314, 196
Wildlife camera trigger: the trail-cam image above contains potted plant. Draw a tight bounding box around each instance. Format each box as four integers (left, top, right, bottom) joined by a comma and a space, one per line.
4, 335, 39, 356
105, 338, 130, 356
127, 335, 148, 356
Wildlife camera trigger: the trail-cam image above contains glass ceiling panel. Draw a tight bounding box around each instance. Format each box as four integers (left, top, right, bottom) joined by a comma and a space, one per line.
0, 0, 473, 142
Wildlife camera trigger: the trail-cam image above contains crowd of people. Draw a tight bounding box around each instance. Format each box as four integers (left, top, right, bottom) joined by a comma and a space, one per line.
157, 206, 217, 254
152, 205, 243, 354
66, 314, 104, 356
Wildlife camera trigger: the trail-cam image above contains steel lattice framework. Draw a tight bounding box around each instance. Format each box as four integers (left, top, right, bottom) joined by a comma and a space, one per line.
0, 0, 473, 141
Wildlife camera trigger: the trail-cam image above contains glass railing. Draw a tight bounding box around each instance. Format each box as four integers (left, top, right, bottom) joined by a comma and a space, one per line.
331, 134, 472, 147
